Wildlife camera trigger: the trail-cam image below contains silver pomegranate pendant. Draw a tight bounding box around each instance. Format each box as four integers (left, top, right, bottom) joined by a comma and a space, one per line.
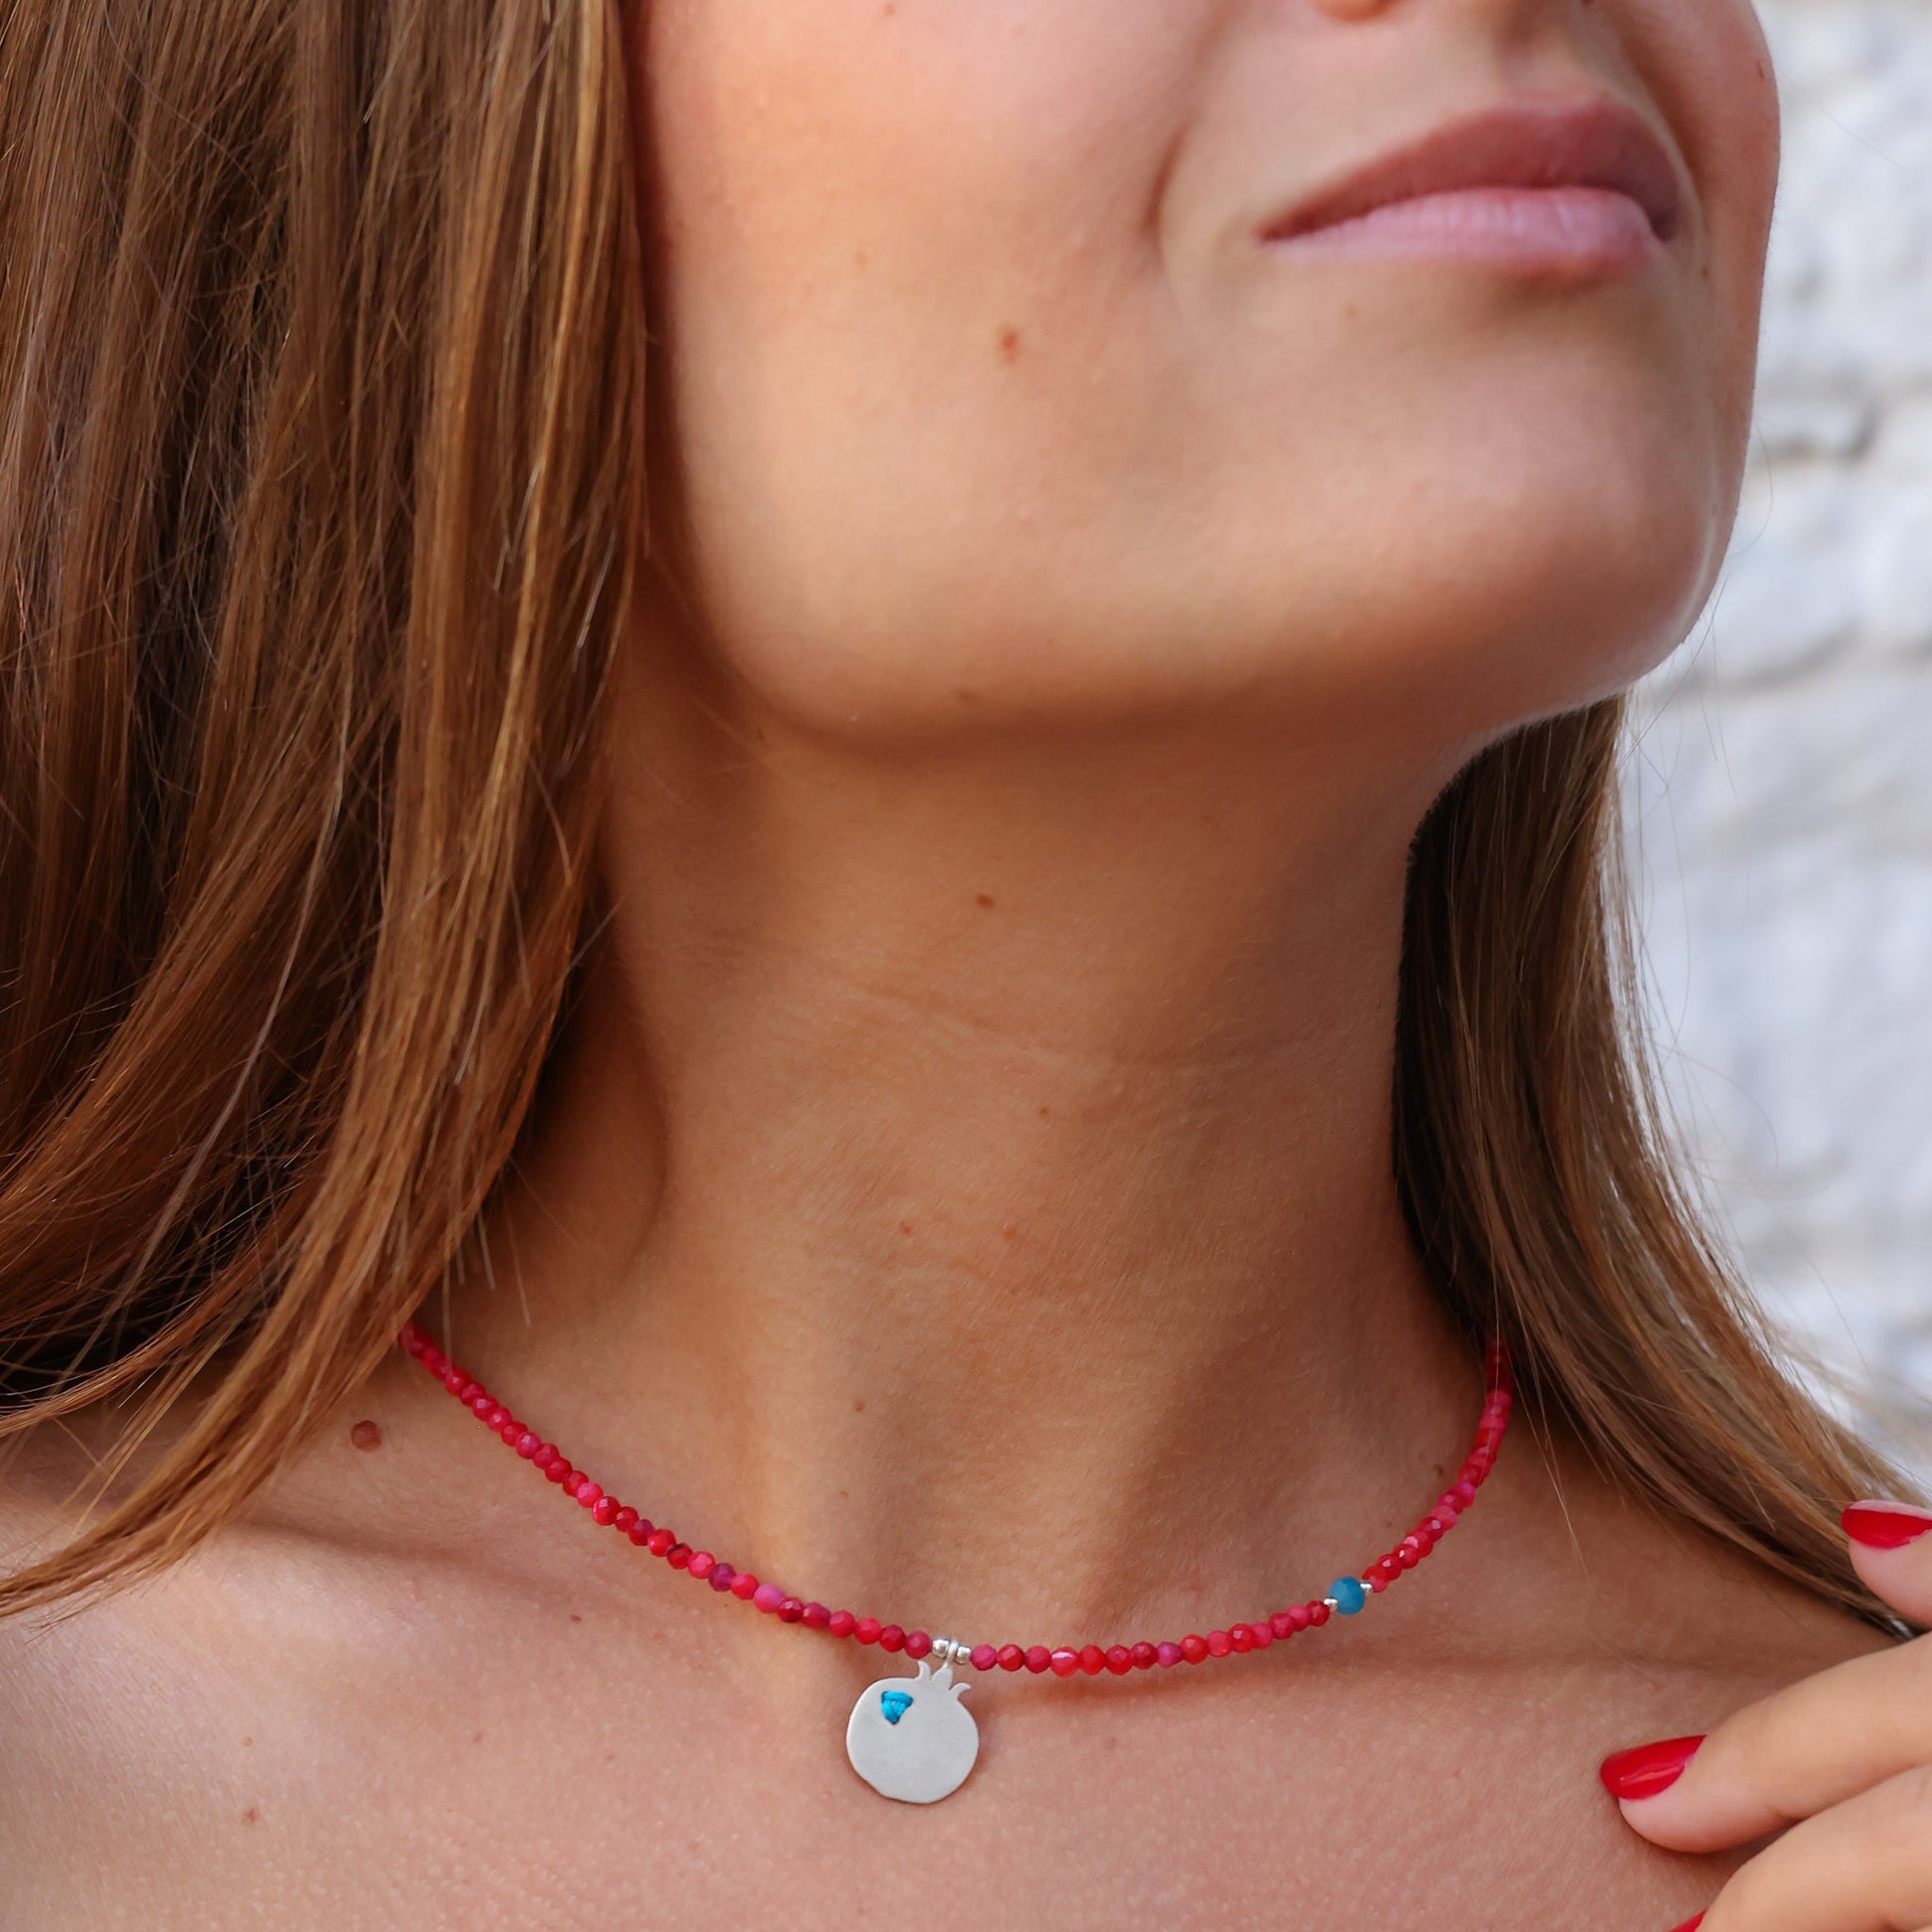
845, 1654, 979, 1803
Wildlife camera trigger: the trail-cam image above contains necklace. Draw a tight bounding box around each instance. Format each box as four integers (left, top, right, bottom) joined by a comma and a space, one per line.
397, 1319, 1513, 1804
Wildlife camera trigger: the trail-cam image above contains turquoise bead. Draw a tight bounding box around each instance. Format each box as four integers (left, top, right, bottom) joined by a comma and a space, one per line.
1330, 1576, 1366, 1614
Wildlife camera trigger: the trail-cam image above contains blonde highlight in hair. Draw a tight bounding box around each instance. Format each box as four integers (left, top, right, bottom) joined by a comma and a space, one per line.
0, 2, 1922, 1631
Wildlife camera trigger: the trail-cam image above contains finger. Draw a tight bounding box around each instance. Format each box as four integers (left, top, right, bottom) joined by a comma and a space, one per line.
1694, 1760, 1932, 1932
1601, 1632, 1932, 1854
1845, 1501, 1932, 1629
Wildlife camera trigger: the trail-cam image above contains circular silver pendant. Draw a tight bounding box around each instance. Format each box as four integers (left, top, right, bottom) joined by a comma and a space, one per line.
845, 1656, 979, 1803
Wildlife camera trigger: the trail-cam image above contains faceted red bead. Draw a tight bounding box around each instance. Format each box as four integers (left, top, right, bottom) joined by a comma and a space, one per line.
1025, 1646, 1052, 1674
442, 1368, 468, 1394
879, 1624, 905, 1652
1449, 1479, 1476, 1506
971, 1644, 1000, 1671
1249, 1620, 1273, 1649
1048, 1648, 1080, 1677
829, 1610, 857, 1639
709, 1565, 737, 1591
592, 1497, 619, 1526
1180, 1634, 1208, 1664
1206, 1630, 1232, 1658
546, 1462, 574, 1486
1077, 1645, 1106, 1676
1229, 1624, 1254, 1652
903, 1630, 931, 1659
999, 1645, 1027, 1672
856, 1617, 883, 1644
667, 1544, 693, 1571
687, 1551, 716, 1580
1308, 1601, 1330, 1625
1131, 1641, 1158, 1669
730, 1570, 759, 1598
777, 1597, 805, 1623
1157, 1641, 1182, 1667
627, 1519, 655, 1547
613, 1506, 638, 1534
575, 1480, 604, 1508
1270, 1610, 1296, 1639
515, 1432, 542, 1458
1104, 1645, 1133, 1675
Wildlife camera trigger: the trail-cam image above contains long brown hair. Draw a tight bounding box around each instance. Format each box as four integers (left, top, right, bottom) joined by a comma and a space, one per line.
1, 1, 1922, 1629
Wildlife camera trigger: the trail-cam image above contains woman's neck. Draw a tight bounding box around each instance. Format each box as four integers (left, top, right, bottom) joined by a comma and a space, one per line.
445, 666, 1496, 1645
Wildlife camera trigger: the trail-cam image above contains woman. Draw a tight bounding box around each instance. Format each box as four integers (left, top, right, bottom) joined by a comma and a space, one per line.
2, 2, 1929, 1925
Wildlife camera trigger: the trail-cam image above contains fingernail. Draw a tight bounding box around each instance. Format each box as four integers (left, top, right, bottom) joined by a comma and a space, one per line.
1598, 1733, 1704, 1800
1666, 1914, 1705, 1931
1843, 1500, 1932, 1549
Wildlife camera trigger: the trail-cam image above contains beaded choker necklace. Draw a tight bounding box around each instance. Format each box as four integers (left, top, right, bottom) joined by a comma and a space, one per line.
398, 1319, 1514, 1804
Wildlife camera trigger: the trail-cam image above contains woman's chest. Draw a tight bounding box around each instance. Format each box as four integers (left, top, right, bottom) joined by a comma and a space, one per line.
6, 1609, 1745, 1930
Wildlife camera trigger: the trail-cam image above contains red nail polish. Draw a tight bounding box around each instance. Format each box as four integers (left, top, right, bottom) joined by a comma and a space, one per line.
1667, 1914, 1705, 1931
1599, 1733, 1704, 1799
1843, 1501, 1932, 1549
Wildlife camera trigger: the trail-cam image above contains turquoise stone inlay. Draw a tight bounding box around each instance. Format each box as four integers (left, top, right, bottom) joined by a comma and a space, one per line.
1330, 1576, 1366, 1614
880, 1689, 914, 1725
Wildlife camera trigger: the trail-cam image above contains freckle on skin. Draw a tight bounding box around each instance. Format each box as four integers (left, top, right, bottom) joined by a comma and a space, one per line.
952, 687, 978, 703
975, 893, 995, 908
241, 1806, 258, 1825
854, 1398, 866, 1413
570, 1612, 584, 1623
998, 325, 1022, 362
349, 1419, 382, 1451
1001, 1222, 1019, 1239
898, 1220, 913, 1233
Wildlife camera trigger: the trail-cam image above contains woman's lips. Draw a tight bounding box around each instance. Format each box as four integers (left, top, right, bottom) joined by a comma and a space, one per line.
1256, 95, 1684, 276
1266, 182, 1664, 272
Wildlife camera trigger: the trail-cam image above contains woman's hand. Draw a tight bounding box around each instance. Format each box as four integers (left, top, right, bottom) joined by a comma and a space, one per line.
1598, 1501, 1932, 1931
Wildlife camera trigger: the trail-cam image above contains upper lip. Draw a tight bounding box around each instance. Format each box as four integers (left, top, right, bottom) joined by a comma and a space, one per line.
1259, 94, 1685, 245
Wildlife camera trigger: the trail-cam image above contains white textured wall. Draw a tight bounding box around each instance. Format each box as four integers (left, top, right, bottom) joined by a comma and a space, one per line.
1625, 0, 1932, 1476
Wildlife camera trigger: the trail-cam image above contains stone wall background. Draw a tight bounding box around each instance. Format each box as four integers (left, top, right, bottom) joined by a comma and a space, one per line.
1623, 0, 1932, 1480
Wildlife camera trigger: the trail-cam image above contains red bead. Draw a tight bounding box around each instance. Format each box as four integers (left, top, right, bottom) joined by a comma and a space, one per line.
575, 1480, 603, 1508
800, 1600, 830, 1627
1048, 1648, 1080, 1677
1157, 1641, 1182, 1667
879, 1624, 905, 1652
999, 1645, 1027, 1672
903, 1629, 931, 1659
1025, 1646, 1052, 1674
442, 1368, 468, 1394
1131, 1641, 1158, 1669
667, 1544, 693, 1570
1180, 1634, 1208, 1664
709, 1565, 737, 1591
971, 1643, 1000, 1671
685, 1551, 714, 1580
1206, 1629, 1232, 1658
856, 1617, 883, 1644
730, 1571, 759, 1598
777, 1597, 805, 1623
547, 1462, 575, 1487
1229, 1624, 1254, 1652
592, 1497, 619, 1526
613, 1506, 638, 1533
1269, 1610, 1296, 1639
1249, 1619, 1273, 1649
1077, 1644, 1105, 1676
1104, 1645, 1133, 1675
628, 1518, 656, 1547
826, 1609, 855, 1637
1450, 1479, 1477, 1506
753, 1584, 784, 1613
515, 1432, 542, 1458
1308, 1601, 1329, 1626
646, 1528, 676, 1557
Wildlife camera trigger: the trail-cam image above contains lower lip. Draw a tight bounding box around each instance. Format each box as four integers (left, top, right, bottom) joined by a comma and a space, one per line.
1264, 185, 1665, 274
